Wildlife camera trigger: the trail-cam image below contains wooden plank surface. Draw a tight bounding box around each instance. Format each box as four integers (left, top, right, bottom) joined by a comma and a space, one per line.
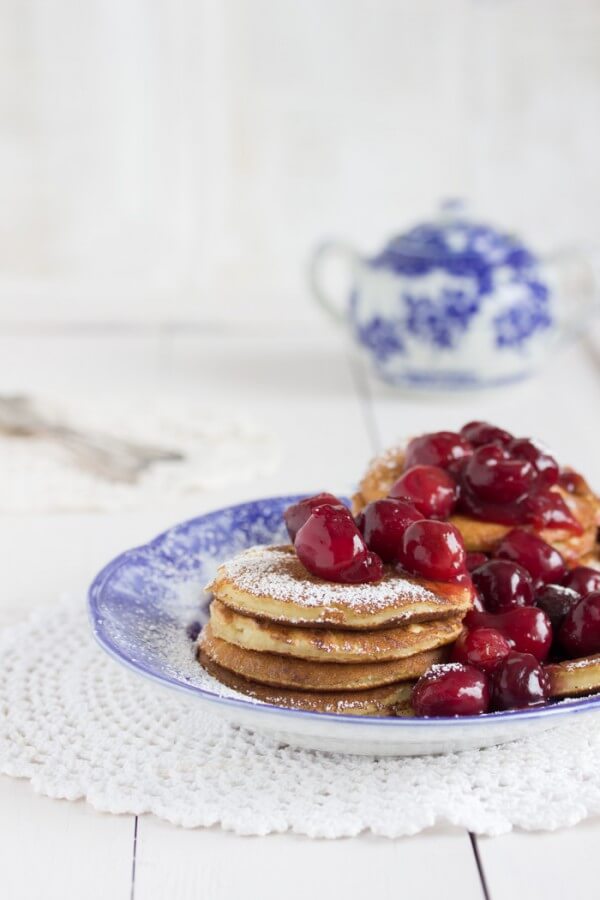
475, 823, 600, 900
134, 819, 484, 900
0, 777, 133, 900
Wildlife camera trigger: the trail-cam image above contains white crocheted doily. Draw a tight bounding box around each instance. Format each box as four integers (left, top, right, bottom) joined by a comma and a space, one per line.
2, 603, 600, 837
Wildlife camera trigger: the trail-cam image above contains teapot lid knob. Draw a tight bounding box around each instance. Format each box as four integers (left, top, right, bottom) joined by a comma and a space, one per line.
438, 198, 467, 220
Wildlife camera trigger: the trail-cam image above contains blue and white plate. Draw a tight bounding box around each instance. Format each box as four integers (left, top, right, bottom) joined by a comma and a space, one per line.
88, 496, 600, 756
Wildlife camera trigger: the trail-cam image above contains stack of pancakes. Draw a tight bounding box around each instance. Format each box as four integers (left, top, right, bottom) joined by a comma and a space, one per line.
353, 447, 600, 566
198, 544, 473, 716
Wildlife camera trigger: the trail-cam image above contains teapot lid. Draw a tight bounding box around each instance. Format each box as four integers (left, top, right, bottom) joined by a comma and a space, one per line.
372, 201, 537, 277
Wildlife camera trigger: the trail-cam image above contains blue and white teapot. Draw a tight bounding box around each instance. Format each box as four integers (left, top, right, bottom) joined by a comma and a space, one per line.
310, 202, 599, 389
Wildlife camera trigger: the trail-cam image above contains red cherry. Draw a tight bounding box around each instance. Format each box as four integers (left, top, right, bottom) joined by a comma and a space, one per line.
404, 431, 472, 471
559, 591, 600, 657
460, 421, 513, 447
562, 566, 600, 597
284, 493, 347, 541
463, 445, 535, 503
508, 438, 559, 487
535, 584, 581, 631
491, 651, 550, 710
389, 465, 458, 518
458, 481, 581, 533
357, 498, 422, 563
559, 470, 588, 494
472, 592, 485, 613
466, 552, 488, 572
411, 663, 490, 717
332, 550, 385, 584
471, 559, 534, 612
465, 606, 553, 661
450, 627, 511, 673
397, 520, 466, 582
523, 490, 583, 534
494, 529, 567, 587
295, 505, 383, 584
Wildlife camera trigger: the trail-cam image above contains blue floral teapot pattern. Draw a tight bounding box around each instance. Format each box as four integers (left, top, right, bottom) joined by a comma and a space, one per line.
309, 202, 599, 389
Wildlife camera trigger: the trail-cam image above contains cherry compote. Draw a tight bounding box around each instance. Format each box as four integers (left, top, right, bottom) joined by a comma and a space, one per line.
471, 559, 534, 612
284, 493, 347, 542
450, 627, 511, 673
397, 520, 466, 582
494, 529, 567, 588
562, 566, 600, 598
294, 505, 383, 584
535, 584, 581, 631
356, 498, 421, 563
404, 431, 472, 471
460, 421, 513, 447
507, 438, 559, 486
523, 490, 582, 533
463, 445, 535, 504
559, 470, 588, 494
466, 552, 488, 572
389, 465, 458, 519
411, 663, 490, 717
454, 428, 581, 534
491, 651, 550, 710
465, 606, 552, 661
559, 591, 600, 658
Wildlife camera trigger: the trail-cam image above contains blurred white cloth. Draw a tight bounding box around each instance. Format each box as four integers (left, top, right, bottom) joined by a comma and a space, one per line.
0, 395, 280, 512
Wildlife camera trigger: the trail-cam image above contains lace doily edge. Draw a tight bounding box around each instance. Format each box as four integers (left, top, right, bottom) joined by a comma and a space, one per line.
2, 758, 598, 838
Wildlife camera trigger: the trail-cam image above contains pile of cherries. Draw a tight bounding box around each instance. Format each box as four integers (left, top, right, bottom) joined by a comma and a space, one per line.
414, 536, 600, 716
284, 490, 468, 585
284, 420, 584, 589
396, 421, 583, 533
284, 482, 468, 584
283, 421, 600, 717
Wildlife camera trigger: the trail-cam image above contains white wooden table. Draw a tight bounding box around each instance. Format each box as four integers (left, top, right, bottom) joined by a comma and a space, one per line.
1, 326, 600, 900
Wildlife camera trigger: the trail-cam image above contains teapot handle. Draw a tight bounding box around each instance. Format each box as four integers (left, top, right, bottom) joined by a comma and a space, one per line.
308, 241, 361, 324
546, 244, 600, 340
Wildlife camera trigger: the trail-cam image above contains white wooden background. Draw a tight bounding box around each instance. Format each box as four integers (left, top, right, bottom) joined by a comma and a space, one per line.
1, 0, 600, 327
1, 325, 600, 899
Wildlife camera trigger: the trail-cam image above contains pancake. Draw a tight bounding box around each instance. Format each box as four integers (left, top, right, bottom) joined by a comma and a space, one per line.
353, 447, 600, 561
209, 598, 464, 663
546, 655, 600, 699
450, 515, 599, 559
206, 544, 473, 630
353, 445, 406, 512
577, 545, 600, 571
199, 650, 415, 716
199, 624, 447, 691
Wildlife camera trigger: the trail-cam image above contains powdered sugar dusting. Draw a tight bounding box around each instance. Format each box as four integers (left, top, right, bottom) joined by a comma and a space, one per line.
211, 545, 445, 611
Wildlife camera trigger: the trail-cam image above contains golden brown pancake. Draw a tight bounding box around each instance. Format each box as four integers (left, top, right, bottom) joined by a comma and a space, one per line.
353, 445, 406, 512
199, 650, 415, 716
209, 598, 464, 663
353, 447, 600, 561
199, 624, 447, 691
577, 546, 600, 571
206, 545, 473, 630
546, 655, 600, 699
